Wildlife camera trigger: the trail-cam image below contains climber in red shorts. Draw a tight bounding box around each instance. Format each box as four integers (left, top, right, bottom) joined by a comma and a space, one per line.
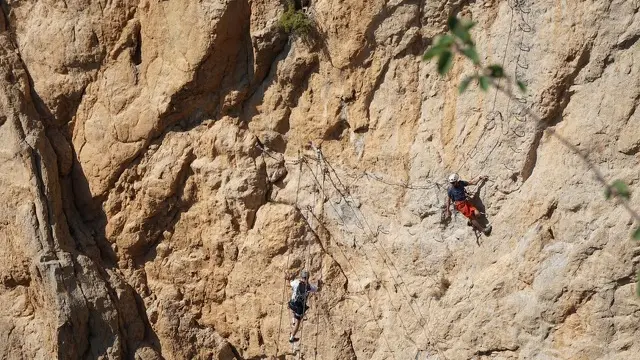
445, 173, 491, 235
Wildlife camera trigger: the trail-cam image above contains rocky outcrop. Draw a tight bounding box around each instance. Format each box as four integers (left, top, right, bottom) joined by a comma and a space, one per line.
0, 0, 639, 359
0, 14, 154, 359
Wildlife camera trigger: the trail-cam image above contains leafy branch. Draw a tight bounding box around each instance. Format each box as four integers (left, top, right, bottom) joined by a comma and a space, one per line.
423, 16, 640, 294
279, 1, 313, 38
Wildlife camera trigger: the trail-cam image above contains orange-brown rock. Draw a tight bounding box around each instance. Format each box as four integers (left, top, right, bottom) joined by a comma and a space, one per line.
1, 1, 639, 359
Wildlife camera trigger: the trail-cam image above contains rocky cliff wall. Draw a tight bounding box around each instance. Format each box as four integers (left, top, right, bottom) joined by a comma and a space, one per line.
0, 0, 639, 359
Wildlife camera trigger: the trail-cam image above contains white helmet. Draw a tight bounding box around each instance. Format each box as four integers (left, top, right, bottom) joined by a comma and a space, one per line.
448, 173, 460, 183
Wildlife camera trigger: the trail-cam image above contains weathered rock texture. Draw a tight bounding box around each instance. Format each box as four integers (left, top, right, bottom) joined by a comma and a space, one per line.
1, 0, 639, 359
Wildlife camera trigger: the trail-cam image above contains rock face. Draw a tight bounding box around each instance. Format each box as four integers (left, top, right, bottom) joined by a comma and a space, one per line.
0, 0, 639, 359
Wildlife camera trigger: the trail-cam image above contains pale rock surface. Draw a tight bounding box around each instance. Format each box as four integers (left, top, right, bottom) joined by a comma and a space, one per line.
0, 0, 639, 359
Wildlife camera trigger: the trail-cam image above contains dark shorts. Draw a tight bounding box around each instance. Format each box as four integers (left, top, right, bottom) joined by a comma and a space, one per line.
288, 300, 309, 320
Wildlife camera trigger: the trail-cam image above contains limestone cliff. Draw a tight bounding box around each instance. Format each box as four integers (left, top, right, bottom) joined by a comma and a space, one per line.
0, 0, 639, 359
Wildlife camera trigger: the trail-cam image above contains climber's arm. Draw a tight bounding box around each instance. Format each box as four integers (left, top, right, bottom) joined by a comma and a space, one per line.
468, 175, 488, 185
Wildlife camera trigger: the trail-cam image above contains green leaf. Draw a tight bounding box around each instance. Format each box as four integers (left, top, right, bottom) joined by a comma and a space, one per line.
435, 34, 455, 47
478, 75, 490, 91
449, 18, 474, 45
423, 35, 455, 61
487, 64, 505, 78
461, 46, 480, 65
459, 76, 474, 93
452, 26, 472, 45
437, 50, 453, 75
447, 17, 459, 31
517, 80, 527, 92
633, 226, 640, 241
423, 46, 446, 61
611, 180, 631, 200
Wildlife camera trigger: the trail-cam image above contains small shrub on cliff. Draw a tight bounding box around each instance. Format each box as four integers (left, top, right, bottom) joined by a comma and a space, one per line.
279, 2, 313, 37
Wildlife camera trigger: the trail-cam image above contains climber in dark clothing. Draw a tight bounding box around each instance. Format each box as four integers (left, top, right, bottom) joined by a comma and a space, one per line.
286, 270, 321, 343
445, 173, 491, 235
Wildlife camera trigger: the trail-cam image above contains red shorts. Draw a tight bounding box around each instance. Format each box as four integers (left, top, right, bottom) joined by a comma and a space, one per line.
455, 201, 477, 219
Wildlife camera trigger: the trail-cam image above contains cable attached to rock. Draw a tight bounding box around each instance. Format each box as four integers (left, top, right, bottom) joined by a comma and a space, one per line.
276, 231, 293, 357
271, 144, 450, 358
297, 157, 317, 359
312, 147, 449, 358
302, 153, 423, 356
300, 200, 400, 360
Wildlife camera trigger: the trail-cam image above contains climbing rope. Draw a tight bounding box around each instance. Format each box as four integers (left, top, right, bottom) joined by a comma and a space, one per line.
457, 3, 516, 173
262, 144, 448, 358
259, 6, 540, 357
313, 153, 326, 360
360, 171, 442, 191
289, 152, 402, 357
276, 152, 305, 357
315, 150, 450, 358
275, 234, 292, 357
299, 154, 407, 359
302, 152, 437, 356
296, 150, 303, 204
313, 266, 321, 360
297, 160, 317, 359
287, 151, 306, 357
484, 0, 535, 165
455, 0, 536, 176
301, 206, 400, 360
